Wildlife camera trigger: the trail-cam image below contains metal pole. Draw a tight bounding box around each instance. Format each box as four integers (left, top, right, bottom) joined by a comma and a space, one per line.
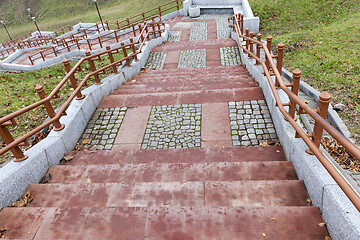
28, 8, 42, 37
93, 0, 105, 31
0, 21, 12, 41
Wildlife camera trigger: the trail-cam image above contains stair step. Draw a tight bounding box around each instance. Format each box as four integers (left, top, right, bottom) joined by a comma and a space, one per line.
99, 87, 263, 108
113, 82, 258, 95
0, 206, 329, 239
131, 74, 255, 82
61, 147, 286, 165
48, 161, 298, 184
152, 38, 238, 51
26, 180, 307, 208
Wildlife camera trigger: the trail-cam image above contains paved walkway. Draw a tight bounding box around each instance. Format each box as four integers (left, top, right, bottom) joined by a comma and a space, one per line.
0, 14, 330, 239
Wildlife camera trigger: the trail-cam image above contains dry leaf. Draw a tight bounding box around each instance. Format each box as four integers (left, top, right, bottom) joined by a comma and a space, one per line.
86, 178, 92, 184
10, 192, 34, 207
262, 233, 266, 237
63, 155, 74, 162
39, 174, 52, 184
271, 217, 276, 221
304, 100, 310, 104
306, 198, 312, 206
325, 236, 332, 240
30, 114, 39, 121
318, 222, 326, 227
82, 138, 90, 144
276, 150, 280, 153
0, 228, 6, 238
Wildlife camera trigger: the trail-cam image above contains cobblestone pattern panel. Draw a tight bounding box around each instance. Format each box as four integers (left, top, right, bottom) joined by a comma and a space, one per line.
189, 22, 208, 41
78, 108, 127, 150
145, 52, 167, 70
184, 14, 232, 39
220, 47, 241, 66
229, 100, 278, 147
178, 49, 206, 68
141, 104, 202, 149
168, 31, 181, 42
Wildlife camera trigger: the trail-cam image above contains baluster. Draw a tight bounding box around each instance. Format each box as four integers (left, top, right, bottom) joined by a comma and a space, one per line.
85, 50, 101, 84
62, 59, 84, 99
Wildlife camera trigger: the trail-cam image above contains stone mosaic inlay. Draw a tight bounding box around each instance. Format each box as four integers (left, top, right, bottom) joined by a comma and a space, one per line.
141, 104, 202, 149
78, 107, 127, 150
220, 47, 241, 66
145, 52, 167, 70
178, 49, 206, 68
229, 100, 278, 147
168, 31, 181, 42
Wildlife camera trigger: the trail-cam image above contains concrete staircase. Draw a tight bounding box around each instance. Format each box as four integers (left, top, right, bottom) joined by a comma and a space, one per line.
0, 147, 329, 239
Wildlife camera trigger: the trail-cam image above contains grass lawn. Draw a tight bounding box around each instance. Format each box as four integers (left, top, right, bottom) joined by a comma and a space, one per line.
249, 0, 360, 141
0, 0, 178, 42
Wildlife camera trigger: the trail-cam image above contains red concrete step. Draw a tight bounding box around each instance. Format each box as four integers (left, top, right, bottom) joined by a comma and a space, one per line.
129, 76, 255, 85
152, 38, 238, 52
112, 82, 258, 95
61, 147, 287, 165
99, 87, 264, 108
0, 206, 329, 239
139, 65, 249, 76
25, 180, 307, 208
48, 161, 298, 184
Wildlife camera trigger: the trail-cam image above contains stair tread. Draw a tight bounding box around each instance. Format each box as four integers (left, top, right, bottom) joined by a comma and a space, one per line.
99, 87, 264, 108
0, 206, 329, 240
48, 161, 298, 184
26, 180, 308, 208
61, 147, 287, 165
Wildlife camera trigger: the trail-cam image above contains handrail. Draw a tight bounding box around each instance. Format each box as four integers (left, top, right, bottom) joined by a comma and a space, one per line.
229, 14, 360, 211
0, 21, 165, 159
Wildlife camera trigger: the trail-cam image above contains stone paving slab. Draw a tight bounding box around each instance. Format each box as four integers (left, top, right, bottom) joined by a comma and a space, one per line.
201, 102, 232, 148
141, 104, 202, 149
229, 100, 278, 147
77, 107, 127, 150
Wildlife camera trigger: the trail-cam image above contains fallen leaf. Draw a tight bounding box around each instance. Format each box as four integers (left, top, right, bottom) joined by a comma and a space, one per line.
271, 217, 276, 221
304, 100, 310, 104
325, 236, 332, 240
86, 178, 92, 184
318, 222, 326, 227
39, 174, 52, 184
62, 155, 74, 162
262, 233, 266, 237
30, 114, 39, 121
0, 228, 7, 238
82, 138, 90, 144
276, 150, 280, 153
119, 160, 122, 163
10, 192, 34, 207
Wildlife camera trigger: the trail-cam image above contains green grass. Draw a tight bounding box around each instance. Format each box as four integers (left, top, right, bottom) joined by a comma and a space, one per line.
0, 50, 126, 164
0, 0, 178, 42
249, 0, 360, 140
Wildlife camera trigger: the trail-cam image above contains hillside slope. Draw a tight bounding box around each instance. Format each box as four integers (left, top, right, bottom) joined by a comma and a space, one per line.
249, 0, 360, 140
0, 0, 172, 42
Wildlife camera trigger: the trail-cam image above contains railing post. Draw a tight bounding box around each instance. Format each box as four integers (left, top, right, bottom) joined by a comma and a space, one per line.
176, 0, 180, 10
35, 85, 64, 131
151, 20, 156, 38
249, 31, 254, 58
87, 39, 92, 51
106, 45, 118, 74
132, 24, 136, 37
105, 20, 109, 30
276, 42, 285, 87
255, 33, 262, 65
29, 56, 34, 65
52, 46, 58, 57
62, 59, 84, 100
245, 28, 249, 49
288, 69, 301, 119
114, 30, 119, 43
0, 125, 28, 162
116, 20, 120, 29
130, 38, 138, 61
306, 92, 332, 155
142, 12, 145, 22
240, 14, 244, 35
121, 42, 130, 66
98, 37, 103, 49
265, 35, 272, 71
76, 38, 80, 50
138, 24, 144, 42
65, 41, 71, 52
40, 51, 46, 61
158, 5, 162, 17
85, 50, 101, 84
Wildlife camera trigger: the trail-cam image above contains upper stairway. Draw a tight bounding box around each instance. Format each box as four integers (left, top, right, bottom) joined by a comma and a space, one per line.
0, 13, 330, 240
